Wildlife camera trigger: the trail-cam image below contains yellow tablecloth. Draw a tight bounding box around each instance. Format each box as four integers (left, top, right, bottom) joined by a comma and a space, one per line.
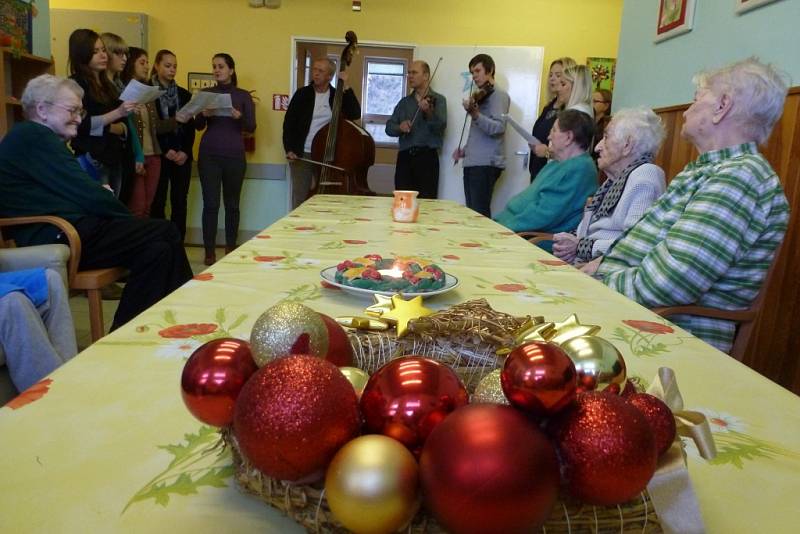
1, 195, 798, 533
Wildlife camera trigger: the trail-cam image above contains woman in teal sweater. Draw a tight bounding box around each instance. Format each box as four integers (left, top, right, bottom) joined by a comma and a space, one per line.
494, 109, 597, 244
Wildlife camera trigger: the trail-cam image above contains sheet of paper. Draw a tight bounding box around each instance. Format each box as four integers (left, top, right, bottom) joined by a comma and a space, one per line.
119, 79, 165, 104
177, 91, 218, 117
206, 93, 233, 116
502, 113, 541, 145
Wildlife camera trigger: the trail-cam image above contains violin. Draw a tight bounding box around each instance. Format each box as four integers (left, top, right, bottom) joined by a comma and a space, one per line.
466, 84, 495, 111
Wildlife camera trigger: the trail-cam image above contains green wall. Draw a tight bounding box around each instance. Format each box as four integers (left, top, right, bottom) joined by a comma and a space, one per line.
615, 0, 800, 110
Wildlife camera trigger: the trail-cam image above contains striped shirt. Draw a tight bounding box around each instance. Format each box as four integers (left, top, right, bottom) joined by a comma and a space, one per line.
596, 143, 789, 352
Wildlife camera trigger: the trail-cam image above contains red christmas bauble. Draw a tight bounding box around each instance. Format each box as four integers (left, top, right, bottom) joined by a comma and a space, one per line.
420, 404, 560, 534
181, 338, 257, 427
550, 392, 658, 506
361, 356, 468, 455
319, 313, 354, 367
627, 393, 677, 456
501, 341, 577, 417
233, 355, 360, 482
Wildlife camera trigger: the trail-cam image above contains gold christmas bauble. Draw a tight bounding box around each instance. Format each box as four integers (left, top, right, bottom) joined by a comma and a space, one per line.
249, 301, 328, 367
472, 369, 509, 404
325, 435, 419, 534
560, 335, 626, 393
339, 367, 370, 399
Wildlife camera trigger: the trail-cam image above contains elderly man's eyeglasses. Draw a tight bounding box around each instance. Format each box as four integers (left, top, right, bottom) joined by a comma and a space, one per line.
47, 102, 86, 119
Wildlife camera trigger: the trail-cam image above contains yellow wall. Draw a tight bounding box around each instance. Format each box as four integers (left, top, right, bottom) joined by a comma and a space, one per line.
51, 0, 622, 164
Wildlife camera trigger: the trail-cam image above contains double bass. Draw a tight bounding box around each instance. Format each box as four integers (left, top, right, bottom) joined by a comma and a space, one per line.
309, 31, 375, 197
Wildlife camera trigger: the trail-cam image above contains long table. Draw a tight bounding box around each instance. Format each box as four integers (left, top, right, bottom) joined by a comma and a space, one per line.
1, 195, 798, 533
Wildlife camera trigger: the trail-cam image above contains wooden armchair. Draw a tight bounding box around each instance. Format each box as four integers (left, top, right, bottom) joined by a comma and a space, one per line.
0, 216, 127, 342
516, 231, 554, 245
652, 244, 783, 362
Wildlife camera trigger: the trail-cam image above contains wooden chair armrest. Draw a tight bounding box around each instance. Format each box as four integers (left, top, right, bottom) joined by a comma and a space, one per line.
652, 305, 756, 323
516, 231, 555, 245
0, 216, 81, 285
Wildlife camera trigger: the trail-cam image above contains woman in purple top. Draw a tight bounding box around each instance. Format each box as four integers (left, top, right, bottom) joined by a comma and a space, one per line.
194, 53, 256, 265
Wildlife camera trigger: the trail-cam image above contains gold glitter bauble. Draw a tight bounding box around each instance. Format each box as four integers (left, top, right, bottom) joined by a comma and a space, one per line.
472, 370, 509, 405
250, 302, 329, 367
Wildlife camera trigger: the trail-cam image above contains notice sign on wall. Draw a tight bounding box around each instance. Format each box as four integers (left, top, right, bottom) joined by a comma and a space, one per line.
272, 94, 289, 111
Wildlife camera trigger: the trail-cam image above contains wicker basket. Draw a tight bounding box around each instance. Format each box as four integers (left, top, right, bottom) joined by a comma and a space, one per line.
228, 299, 662, 533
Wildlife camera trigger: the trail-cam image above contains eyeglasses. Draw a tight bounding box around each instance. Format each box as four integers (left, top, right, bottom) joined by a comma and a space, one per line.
47, 102, 87, 119
592, 99, 608, 104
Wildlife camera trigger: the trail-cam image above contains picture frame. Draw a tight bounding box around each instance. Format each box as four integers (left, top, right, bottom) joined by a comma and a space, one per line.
187, 72, 216, 95
586, 57, 616, 91
654, 0, 696, 43
736, 0, 783, 14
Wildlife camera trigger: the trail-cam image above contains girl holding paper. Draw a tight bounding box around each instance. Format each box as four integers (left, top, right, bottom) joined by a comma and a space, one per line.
67, 29, 136, 197
121, 47, 164, 218
194, 53, 256, 266
150, 50, 195, 243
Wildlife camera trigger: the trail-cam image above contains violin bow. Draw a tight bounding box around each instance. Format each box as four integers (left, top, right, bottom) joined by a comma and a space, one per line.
409, 56, 444, 127
454, 79, 475, 165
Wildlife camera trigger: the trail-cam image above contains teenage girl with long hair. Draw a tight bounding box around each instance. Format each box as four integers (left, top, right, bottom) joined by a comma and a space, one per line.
67, 28, 135, 197
149, 49, 195, 243
193, 53, 256, 265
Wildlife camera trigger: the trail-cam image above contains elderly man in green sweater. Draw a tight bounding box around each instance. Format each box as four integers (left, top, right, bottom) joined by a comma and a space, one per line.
493, 109, 597, 249
0, 74, 193, 332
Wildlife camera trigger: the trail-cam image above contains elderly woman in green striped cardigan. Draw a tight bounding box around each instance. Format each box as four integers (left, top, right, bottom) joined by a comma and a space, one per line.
582, 58, 790, 353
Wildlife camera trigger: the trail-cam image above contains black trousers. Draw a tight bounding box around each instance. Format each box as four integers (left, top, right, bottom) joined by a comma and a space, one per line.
198, 153, 247, 254
151, 157, 192, 243
394, 147, 439, 199
463, 165, 502, 218
68, 217, 193, 330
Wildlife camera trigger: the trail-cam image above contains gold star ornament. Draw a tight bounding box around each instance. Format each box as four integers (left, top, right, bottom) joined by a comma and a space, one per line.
378, 294, 434, 337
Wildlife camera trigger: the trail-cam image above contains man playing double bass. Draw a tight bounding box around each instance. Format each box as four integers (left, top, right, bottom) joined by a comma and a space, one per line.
385, 60, 447, 199
283, 58, 361, 209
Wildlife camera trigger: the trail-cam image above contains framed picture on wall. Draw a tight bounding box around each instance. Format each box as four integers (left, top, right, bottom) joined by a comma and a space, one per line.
654, 0, 696, 43
587, 57, 616, 91
187, 72, 216, 95
736, 0, 783, 14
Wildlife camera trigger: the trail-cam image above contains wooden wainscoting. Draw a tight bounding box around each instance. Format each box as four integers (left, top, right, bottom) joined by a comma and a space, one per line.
653, 87, 800, 395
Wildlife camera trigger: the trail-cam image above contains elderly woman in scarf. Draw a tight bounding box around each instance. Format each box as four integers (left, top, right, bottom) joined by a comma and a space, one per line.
552, 107, 666, 264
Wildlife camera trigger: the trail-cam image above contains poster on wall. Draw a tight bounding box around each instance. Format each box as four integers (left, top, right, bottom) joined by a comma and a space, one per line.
587, 57, 616, 91
654, 0, 696, 43
736, 0, 784, 14
0, 0, 33, 53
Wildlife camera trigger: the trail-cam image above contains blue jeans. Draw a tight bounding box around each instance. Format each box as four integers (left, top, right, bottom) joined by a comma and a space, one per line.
463, 166, 502, 217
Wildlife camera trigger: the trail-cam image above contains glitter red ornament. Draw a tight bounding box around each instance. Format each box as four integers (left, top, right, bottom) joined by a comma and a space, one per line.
501, 341, 577, 417
420, 404, 560, 534
549, 392, 658, 506
233, 355, 360, 482
319, 313, 354, 367
181, 338, 258, 427
360, 356, 469, 455
627, 392, 677, 456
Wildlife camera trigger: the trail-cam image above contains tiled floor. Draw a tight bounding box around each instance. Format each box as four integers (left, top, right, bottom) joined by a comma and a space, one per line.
70, 245, 224, 350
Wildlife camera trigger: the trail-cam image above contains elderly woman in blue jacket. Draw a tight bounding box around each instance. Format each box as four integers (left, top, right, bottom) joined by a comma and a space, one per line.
493, 109, 597, 249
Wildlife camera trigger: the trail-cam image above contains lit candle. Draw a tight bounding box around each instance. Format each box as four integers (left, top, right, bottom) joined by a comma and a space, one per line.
378, 267, 404, 279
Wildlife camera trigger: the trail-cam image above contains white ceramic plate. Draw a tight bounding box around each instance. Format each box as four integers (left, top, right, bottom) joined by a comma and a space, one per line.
320, 266, 459, 299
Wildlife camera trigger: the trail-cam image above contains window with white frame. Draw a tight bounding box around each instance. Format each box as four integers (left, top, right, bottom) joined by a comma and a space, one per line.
361, 58, 407, 146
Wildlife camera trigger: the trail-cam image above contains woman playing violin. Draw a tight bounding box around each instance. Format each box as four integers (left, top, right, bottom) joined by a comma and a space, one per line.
453, 53, 510, 218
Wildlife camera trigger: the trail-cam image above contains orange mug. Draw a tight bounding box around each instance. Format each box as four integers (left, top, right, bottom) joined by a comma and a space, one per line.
392, 190, 419, 223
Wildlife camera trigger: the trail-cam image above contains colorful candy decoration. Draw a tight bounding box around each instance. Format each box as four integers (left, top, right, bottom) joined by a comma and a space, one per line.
233, 355, 360, 482
501, 341, 577, 417
325, 435, 420, 534
249, 301, 329, 366
549, 392, 658, 506
180, 338, 257, 427
560, 335, 627, 393
360, 356, 468, 455
420, 404, 560, 534
627, 392, 678, 456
